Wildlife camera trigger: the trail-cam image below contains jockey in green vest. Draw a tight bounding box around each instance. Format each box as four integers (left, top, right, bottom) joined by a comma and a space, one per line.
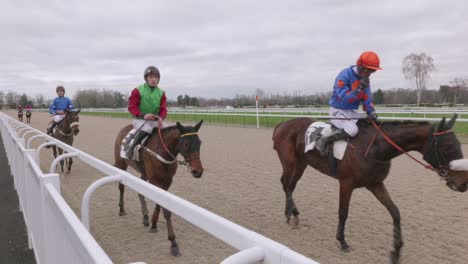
126, 66, 168, 159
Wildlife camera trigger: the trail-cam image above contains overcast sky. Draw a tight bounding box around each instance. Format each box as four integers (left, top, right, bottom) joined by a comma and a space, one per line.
1, 0, 467, 100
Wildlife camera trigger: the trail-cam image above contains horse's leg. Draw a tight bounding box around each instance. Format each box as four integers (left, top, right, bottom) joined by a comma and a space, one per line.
114, 157, 128, 216
163, 208, 180, 256
118, 183, 126, 216
52, 146, 57, 159
280, 155, 307, 225
58, 148, 64, 173
67, 157, 73, 173
367, 183, 403, 264
336, 180, 354, 252
149, 204, 161, 232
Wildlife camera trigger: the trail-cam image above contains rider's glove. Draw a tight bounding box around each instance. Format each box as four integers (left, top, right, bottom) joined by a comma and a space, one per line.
368, 112, 378, 121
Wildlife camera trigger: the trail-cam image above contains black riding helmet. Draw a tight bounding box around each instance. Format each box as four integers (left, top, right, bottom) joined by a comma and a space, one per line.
56, 85, 65, 93
144, 66, 160, 84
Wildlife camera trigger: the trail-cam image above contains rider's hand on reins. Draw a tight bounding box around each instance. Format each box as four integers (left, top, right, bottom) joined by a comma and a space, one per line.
144, 113, 159, 121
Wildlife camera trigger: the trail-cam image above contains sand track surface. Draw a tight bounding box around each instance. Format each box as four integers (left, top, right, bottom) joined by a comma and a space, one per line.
7, 111, 468, 264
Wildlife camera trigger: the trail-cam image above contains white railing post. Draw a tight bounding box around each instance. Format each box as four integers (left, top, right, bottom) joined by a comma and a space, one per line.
221, 246, 264, 264
41, 173, 61, 264
81, 174, 122, 230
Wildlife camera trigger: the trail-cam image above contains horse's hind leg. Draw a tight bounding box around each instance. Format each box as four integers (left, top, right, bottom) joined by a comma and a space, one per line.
58, 149, 65, 173
278, 149, 307, 225
163, 208, 180, 256
336, 180, 354, 252
114, 157, 128, 216
138, 193, 149, 227
118, 183, 126, 216
367, 183, 403, 264
149, 204, 161, 232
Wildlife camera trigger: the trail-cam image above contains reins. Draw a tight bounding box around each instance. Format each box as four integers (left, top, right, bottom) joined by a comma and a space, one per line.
369, 120, 453, 176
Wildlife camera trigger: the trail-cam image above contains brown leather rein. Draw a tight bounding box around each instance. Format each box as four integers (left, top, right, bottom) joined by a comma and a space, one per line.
369, 120, 453, 177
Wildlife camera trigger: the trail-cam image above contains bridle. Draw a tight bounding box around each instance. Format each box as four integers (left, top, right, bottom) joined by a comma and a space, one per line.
370, 120, 453, 180
143, 119, 200, 167
55, 113, 80, 137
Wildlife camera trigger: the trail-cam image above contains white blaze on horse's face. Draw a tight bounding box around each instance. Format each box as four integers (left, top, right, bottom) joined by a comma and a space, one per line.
449, 159, 468, 171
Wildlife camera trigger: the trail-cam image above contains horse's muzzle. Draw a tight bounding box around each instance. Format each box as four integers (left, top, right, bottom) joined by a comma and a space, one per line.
446, 180, 467, 192
191, 169, 203, 178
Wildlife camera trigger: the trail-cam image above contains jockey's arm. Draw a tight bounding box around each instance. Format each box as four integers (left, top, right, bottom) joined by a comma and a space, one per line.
158, 92, 167, 120
362, 88, 375, 115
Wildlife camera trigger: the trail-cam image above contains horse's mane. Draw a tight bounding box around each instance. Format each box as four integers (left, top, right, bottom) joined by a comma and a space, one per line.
357, 119, 430, 128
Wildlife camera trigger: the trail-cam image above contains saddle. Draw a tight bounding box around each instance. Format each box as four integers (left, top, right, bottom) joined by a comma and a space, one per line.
304, 121, 348, 160
120, 129, 151, 161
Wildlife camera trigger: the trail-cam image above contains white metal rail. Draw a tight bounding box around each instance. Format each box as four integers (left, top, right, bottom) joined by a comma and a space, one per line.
0, 112, 319, 264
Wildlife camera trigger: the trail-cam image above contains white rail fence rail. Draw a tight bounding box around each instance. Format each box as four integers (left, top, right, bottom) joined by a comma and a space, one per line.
0, 112, 319, 264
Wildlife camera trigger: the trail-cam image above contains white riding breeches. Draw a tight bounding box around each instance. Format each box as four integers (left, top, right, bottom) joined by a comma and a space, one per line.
329, 107, 365, 137
132, 119, 167, 133
53, 115, 65, 123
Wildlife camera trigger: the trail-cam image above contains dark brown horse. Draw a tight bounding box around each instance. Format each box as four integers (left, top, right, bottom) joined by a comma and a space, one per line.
272, 115, 468, 264
114, 120, 204, 256
18, 109, 23, 122
49, 109, 81, 173
26, 110, 31, 123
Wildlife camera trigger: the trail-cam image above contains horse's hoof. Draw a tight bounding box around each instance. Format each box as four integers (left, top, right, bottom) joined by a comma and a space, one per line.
119, 211, 127, 216
292, 216, 300, 228
390, 250, 400, 264
171, 247, 180, 257
142, 215, 149, 227
341, 245, 352, 253
149, 227, 158, 233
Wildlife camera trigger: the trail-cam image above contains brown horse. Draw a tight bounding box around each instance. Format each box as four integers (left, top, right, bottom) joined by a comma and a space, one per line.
114, 120, 204, 257
18, 110, 23, 121
272, 115, 468, 264
26, 110, 31, 123
49, 109, 81, 173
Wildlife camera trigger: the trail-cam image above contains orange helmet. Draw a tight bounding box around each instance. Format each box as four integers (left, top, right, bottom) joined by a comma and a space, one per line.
356, 51, 382, 70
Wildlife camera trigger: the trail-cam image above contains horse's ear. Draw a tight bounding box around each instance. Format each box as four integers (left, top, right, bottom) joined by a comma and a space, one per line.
176, 121, 183, 131
446, 113, 457, 129
437, 117, 446, 131
194, 120, 203, 132
76, 109, 81, 114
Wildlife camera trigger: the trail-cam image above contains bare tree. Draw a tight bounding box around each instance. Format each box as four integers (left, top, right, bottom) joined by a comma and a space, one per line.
402, 53, 436, 106
35, 94, 46, 108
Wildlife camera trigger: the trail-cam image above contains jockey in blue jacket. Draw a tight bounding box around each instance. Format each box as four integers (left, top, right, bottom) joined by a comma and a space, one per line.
47, 86, 75, 135
315, 51, 381, 155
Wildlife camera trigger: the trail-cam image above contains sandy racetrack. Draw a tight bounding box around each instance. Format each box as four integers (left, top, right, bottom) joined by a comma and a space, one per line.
7, 111, 468, 264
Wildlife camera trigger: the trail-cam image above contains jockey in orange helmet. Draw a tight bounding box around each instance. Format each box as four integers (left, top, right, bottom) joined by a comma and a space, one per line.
315, 51, 382, 156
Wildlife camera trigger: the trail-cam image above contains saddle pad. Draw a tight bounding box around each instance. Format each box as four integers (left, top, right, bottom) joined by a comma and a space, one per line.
304, 121, 347, 160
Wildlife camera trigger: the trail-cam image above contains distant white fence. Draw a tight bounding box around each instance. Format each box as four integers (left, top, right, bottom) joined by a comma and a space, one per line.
0, 112, 319, 264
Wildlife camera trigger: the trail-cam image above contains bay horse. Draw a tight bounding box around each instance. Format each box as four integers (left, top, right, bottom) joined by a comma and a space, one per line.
272, 114, 468, 264
26, 110, 31, 123
49, 109, 81, 173
18, 109, 23, 122
113, 120, 204, 257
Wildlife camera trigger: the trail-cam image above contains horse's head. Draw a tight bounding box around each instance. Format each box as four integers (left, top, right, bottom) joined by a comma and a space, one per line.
423, 114, 468, 192
176, 120, 204, 178
63, 108, 81, 136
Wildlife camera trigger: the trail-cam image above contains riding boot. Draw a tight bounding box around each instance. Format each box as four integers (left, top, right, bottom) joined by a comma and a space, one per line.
47, 122, 57, 135
315, 128, 351, 156
125, 130, 150, 159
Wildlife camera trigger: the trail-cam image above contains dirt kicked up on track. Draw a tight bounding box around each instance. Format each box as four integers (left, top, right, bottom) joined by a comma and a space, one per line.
8, 111, 468, 264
